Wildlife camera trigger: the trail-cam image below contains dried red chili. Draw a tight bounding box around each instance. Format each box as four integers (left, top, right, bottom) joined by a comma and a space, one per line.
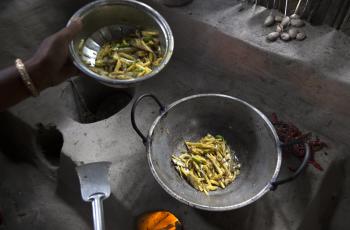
271, 113, 327, 171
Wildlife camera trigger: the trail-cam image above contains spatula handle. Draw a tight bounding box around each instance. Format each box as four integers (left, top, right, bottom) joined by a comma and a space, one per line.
90, 194, 105, 230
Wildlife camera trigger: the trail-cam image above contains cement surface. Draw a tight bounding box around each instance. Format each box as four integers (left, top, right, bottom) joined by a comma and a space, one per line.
0, 0, 350, 229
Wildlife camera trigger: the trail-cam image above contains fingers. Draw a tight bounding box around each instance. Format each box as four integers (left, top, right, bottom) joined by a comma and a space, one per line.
58, 19, 83, 42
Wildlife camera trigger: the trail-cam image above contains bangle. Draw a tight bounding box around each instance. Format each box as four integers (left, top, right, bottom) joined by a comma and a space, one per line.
15, 58, 39, 97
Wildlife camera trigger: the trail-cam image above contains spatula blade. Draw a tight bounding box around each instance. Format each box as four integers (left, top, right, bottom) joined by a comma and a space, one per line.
76, 161, 112, 201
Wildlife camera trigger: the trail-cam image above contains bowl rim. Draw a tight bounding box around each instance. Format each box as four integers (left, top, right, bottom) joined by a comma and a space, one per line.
147, 93, 283, 211
67, 0, 174, 86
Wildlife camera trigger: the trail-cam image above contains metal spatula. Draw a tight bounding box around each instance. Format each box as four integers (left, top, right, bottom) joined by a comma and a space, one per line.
76, 162, 112, 230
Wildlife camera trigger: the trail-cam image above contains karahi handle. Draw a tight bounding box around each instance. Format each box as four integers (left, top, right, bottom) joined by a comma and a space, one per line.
131, 94, 165, 144
270, 142, 310, 190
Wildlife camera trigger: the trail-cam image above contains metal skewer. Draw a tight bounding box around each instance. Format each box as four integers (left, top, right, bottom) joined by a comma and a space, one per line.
301, 0, 310, 17
264, 0, 276, 26
272, 0, 277, 9
284, 0, 289, 16
252, 0, 258, 13
292, 0, 303, 17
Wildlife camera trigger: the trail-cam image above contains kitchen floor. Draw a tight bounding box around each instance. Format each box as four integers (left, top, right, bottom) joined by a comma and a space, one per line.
0, 153, 89, 230
1, 145, 349, 230
1, 0, 350, 229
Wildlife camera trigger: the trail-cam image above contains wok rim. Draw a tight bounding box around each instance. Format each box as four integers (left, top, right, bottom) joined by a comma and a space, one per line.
147, 94, 282, 211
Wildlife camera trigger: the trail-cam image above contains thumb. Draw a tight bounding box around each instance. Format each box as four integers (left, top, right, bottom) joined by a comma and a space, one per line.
59, 19, 83, 41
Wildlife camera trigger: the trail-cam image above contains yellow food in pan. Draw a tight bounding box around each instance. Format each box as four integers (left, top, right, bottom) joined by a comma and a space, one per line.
171, 134, 241, 195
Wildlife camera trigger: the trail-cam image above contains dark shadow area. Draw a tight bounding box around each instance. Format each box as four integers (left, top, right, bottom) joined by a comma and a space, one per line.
62, 77, 135, 124
326, 156, 350, 230
36, 123, 64, 166
56, 154, 135, 229
0, 112, 38, 165
297, 158, 346, 230
0, 112, 65, 168
0, 112, 90, 229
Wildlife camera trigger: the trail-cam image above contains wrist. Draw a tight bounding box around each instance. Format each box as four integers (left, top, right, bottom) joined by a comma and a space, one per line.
25, 58, 50, 91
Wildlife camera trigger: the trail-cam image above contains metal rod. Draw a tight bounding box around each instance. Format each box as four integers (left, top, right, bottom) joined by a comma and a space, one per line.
284, 0, 289, 16
252, 0, 258, 13
267, 0, 276, 15
301, 0, 310, 16
268, 0, 274, 15
91, 194, 105, 230
294, 0, 303, 15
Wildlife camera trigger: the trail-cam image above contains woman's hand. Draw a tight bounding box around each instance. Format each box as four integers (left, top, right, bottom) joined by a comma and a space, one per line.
27, 19, 83, 90
0, 19, 83, 111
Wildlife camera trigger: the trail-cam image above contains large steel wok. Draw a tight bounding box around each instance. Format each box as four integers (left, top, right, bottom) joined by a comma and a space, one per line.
131, 94, 310, 211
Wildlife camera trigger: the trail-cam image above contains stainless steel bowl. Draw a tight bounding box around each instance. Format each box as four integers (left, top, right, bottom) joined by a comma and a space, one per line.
67, 0, 174, 88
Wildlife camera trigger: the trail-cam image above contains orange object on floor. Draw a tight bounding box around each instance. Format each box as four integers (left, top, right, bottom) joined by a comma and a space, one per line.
137, 211, 182, 230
